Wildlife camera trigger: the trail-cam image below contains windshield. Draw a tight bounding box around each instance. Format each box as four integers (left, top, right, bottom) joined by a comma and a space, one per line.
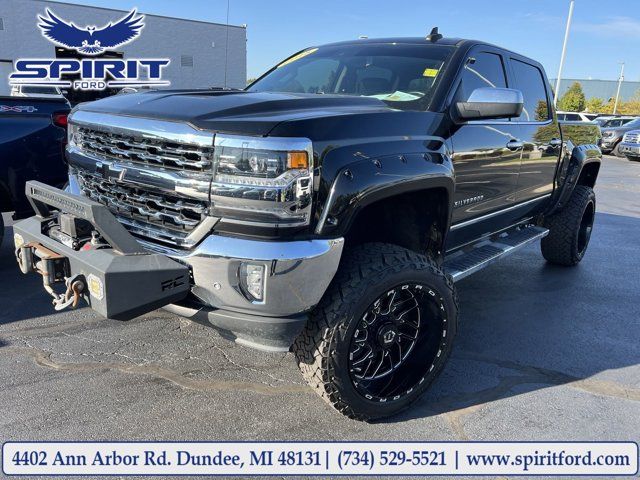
248, 43, 455, 111
624, 118, 640, 129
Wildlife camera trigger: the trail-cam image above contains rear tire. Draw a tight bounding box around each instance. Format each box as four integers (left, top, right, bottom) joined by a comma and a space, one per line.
293, 243, 458, 421
541, 185, 596, 266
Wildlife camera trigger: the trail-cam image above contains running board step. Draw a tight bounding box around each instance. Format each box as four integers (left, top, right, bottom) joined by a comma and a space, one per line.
444, 225, 549, 282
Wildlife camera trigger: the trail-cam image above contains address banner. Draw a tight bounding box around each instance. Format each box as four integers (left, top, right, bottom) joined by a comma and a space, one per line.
2, 441, 638, 476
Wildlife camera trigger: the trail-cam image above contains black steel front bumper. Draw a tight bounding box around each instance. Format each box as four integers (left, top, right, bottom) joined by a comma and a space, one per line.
12, 181, 328, 352
13, 181, 191, 320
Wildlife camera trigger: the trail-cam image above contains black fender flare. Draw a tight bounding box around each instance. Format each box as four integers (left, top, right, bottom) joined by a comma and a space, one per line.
314, 150, 455, 238
547, 142, 602, 216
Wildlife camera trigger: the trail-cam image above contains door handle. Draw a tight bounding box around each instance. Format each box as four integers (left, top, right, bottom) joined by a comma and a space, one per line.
549, 138, 562, 147
506, 140, 524, 151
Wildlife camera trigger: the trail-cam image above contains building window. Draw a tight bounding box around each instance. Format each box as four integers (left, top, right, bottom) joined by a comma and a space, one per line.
181, 55, 194, 68
0, 18, 4, 30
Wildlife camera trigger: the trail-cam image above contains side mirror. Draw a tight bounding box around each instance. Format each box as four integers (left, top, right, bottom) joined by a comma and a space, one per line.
456, 87, 524, 121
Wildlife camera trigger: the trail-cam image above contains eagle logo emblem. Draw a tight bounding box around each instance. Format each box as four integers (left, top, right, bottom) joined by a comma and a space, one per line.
38, 9, 144, 55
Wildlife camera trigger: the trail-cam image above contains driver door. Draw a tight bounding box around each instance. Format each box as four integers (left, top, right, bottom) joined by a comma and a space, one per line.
447, 49, 521, 247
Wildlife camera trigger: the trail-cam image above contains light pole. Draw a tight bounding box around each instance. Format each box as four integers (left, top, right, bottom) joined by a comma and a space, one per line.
613, 62, 625, 115
554, 0, 575, 107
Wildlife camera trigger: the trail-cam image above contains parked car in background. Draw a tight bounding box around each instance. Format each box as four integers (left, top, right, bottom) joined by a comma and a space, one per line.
619, 130, 640, 162
593, 116, 610, 125
557, 111, 597, 122
599, 116, 636, 129
592, 116, 616, 127
600, 117, 640, 156
0, 96, 70, 245
10, 85, 66, 99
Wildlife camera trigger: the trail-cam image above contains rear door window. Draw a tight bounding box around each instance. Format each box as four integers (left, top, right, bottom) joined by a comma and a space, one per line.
510, 58, 550, 122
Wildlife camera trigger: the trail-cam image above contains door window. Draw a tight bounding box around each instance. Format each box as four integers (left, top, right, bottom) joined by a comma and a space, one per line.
510, 59, 550, 122
457, 52, 507, 101
560, 113, 581, 121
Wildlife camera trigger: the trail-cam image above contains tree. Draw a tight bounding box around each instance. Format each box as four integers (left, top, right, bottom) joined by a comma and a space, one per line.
246, 77, 257, 86
535, 100, 549, 121
557, 81, 586, 112
597, 90, 640, 115
584, 97, 605, 113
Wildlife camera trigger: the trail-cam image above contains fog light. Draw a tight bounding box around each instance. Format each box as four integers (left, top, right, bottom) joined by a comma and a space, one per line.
14, 233, 24, 249
240, 263, 265, 301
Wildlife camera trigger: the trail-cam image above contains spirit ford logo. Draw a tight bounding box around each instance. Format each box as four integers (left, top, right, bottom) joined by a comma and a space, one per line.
9, 8, 170, 91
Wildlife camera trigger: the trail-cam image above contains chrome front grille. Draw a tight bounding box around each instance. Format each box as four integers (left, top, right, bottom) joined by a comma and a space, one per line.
625, 132, 640, 144
76, 126, 214, 173
68, 111, 218, 249
76, 169, 211, 247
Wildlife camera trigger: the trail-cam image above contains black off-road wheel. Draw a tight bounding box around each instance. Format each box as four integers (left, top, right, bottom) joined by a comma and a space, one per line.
541, 185, 596, 266
293, 243, 458, 421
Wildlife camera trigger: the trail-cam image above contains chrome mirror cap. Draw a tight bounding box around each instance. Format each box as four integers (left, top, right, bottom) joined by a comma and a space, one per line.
456, 87, 524, 121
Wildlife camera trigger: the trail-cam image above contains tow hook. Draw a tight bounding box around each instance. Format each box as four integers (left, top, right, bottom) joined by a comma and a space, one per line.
49, 275, 86, 311
15, 242, 87, 312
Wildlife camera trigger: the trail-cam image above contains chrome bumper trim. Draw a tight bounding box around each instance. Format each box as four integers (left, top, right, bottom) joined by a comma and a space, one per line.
141, 235, 344, 317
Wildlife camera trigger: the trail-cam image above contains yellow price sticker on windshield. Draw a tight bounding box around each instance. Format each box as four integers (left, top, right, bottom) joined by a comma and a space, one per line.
277, 48, 318, 68
423, 68, 439, 77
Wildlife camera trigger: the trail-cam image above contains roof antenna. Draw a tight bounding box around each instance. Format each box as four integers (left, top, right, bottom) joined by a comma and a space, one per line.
426, 27, 442, 42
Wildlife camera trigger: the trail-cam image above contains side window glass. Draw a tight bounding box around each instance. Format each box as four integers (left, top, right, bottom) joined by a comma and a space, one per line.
510, 59, 550, 122
458, 52, 507, 101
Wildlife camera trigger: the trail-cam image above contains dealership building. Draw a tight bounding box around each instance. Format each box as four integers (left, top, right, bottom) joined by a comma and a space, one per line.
0, 0, 247, 95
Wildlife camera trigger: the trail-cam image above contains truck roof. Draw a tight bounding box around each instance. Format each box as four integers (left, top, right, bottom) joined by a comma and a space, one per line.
320, 37, 466, 47
318, 37, 538, 67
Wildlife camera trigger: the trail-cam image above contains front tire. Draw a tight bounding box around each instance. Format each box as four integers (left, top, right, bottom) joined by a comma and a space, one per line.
293, 243, 458, 421
541, 185, 596, 266
612, 142, 624, 157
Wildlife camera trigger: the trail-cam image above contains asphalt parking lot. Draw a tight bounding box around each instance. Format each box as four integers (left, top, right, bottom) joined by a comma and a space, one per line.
1, 156, 639, 475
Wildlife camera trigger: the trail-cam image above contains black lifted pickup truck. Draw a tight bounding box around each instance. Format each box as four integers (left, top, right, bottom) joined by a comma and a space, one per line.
13, 34, 602, 420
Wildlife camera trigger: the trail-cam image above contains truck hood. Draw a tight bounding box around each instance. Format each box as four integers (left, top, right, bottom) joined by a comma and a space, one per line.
601, 126, 634, 136
77, 90, 394, 136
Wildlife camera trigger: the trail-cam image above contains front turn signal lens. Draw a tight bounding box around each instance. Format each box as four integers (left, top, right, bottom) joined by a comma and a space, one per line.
288, 151, 309, 169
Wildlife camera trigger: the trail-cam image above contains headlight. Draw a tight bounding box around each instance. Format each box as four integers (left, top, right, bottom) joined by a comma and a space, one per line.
67, 121, 80, 147
211, 134, 313, 227
602, 131, 614, 138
